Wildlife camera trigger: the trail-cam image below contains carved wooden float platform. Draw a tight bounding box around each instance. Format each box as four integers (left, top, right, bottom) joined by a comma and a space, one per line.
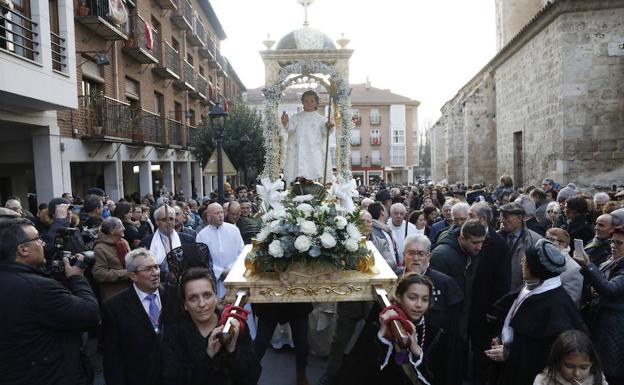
224, 241, 398, 303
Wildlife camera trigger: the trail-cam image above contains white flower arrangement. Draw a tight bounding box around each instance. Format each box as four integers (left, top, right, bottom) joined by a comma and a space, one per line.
248, 189, 369, 272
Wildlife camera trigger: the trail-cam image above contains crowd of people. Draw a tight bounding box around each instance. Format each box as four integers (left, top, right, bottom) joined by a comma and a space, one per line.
0, 175, 623, 385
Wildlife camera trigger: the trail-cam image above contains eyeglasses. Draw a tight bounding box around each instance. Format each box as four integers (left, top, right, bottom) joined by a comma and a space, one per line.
545, 237, 565, 245
405, 250, 429, 258
609, 239, 624, 247
135, 264, 160, 273
18, 236, 43, 246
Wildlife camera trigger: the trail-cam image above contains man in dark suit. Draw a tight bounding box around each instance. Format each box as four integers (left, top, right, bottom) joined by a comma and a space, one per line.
102, 248, 164, 385
467, 202, 511, 385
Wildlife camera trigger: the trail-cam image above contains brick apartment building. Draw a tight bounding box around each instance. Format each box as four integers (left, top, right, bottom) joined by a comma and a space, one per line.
0, 0, 245, 205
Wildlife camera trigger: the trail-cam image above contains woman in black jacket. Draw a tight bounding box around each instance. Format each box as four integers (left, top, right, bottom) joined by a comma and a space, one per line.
573, 226, 624, 384
485, 239, 586, 385
161, 267, 260, 385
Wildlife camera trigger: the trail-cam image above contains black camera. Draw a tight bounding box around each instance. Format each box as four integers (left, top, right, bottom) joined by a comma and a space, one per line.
49, 227, 95, 274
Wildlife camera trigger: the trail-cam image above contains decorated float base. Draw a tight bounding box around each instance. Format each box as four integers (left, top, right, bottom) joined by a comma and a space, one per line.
224, 241, 398, 303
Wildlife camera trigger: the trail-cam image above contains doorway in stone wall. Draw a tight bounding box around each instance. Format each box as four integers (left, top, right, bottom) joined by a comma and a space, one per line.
513, 131, 523, 187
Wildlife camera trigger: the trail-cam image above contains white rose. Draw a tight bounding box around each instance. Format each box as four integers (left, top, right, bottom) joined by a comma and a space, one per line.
262, 211, 274, 222
293, 194, 314, 202
256, 227, 270, 242
335, 216, 348, 230
294, 235, 312, 252
269, 220, 282, 233
273, 207, 287, 219
346, 223, 361, 240
296, 203, 314, 217
344, 238, 359, 252
320, 232, 337, 248
300, 220, 317, 235
268, 239, 284, 258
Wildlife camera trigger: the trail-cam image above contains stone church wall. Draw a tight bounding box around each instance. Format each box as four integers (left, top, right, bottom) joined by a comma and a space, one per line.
443, 102, 465, 184
559, 8, 624, 187
495, 17, 565, 186
431, 119, 447, 181
463, 75, 497, 185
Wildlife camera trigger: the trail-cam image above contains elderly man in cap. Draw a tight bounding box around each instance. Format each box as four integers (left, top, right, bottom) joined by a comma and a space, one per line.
515, 195, 546, 236
498, 202, 543, 290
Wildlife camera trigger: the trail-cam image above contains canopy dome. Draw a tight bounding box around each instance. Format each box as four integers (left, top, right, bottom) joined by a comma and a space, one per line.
276, 27, 336, 50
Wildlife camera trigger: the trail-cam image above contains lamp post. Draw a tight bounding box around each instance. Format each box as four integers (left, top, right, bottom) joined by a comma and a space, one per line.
209, 103, 228, 204
239, 133, 250, 186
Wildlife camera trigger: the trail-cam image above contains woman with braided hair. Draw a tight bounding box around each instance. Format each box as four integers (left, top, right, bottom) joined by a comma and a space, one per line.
160, 267, 260, 385
335, 273, 447, 385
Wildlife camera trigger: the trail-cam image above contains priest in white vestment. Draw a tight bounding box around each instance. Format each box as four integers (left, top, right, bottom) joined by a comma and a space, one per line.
386, 203, 417, 266
195, 203, 244, 298
282, 90, 334, 183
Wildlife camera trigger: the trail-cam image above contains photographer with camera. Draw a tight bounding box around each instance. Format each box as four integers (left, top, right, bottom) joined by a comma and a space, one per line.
43, 197, 86, 257
0, 218, 100, 385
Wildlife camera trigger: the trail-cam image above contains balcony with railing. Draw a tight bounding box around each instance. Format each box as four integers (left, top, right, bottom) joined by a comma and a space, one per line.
166, 118, 185, 147
79, 94, 133, 141
136, 110, 165, 145
199, 33, 215, 61
75, 0, 128, 40
50, 31, 66, 71
188, 14, 204, 47
0, 5, 39, 61
370, 136, 381, 145
190, 73, 207, 100
215, 47, 224, 72
371, 154, 382, 166
122, 14, 157, 64
152, 40, 179, 79
171, 0, 192, 31
351, 134, 361, 146
152, 0, 176, 10
370, 114, 381, 125
352, 115, 362, 126
187, 124, 196, 148
173, 60, 194, 91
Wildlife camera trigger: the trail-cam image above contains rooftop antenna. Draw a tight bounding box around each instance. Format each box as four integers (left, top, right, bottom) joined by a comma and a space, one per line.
297, 0, 314, 27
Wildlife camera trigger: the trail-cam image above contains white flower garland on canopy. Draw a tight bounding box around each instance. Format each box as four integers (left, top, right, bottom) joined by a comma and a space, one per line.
260, 60, 354, 183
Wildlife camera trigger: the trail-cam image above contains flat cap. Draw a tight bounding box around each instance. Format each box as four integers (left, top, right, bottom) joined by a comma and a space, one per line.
499, 202, 525, 215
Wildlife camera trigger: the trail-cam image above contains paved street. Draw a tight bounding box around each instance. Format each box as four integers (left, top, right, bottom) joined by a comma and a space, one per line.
258, 347, 326, 385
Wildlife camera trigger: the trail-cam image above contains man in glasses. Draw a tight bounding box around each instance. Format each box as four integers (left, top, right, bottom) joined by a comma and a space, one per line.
0, 218, 99, 385
138, 205, 195, 272
102, 248, 164, 385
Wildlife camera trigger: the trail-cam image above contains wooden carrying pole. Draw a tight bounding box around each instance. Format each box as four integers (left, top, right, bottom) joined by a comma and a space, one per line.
219, 290, 248, 345
323, 96, 332, 187
372, 285, 411, 349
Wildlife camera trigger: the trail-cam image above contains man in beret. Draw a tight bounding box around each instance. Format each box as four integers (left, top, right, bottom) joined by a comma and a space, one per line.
498, 202, 543, 290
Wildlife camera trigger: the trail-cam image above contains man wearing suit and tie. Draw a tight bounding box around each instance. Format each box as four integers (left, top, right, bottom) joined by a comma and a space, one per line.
102, 248, 164, 385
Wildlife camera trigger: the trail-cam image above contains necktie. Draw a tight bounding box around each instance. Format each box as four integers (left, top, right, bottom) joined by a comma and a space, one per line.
146, 293, 160, 332
507, 233, 517, 250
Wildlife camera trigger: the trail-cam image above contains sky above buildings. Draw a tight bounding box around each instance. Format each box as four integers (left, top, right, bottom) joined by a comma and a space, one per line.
210, 0, 496, 127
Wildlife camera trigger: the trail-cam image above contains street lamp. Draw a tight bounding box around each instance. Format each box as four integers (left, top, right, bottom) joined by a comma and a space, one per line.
209, 103, 228, 204
239, 133, 250, 186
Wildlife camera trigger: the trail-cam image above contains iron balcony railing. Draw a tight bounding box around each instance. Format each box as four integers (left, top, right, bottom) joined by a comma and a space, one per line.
140, 110, 165, 144
215, 48, 224, 69
79, 94, 133, 139
192, 14, 205, 45
166, 118, 185, 146
0, 4, 39, 61
125, 14, 156, 55
164, 41, 180, 75
196, 73, 207, 96
371, 156, 382, 166
50, 31, 66, 71
183, 60, 194, 87
84, 0, 127, 28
